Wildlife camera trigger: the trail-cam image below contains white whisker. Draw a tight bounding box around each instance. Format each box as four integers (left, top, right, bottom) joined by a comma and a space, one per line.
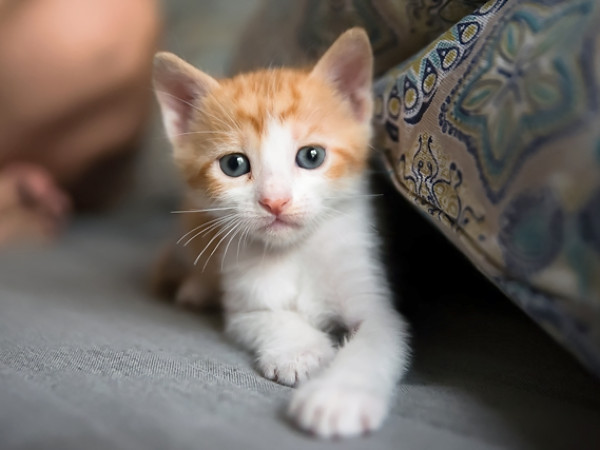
176, 223, 205, 246
171, 207, 236, 214
182, 213, 236, 247
236, 222, 253, 263
175, 213, 234, 245
321, 205, 351, 218
323, 194, 384, 199
218, 221, 245, 272
194, 219, 238, 269
193, 215, 237, 240
201, 223, 238, 272
192, 221, 234, 266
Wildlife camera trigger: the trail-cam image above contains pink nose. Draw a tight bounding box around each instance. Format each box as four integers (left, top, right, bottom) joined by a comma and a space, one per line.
259, 196, 291, 216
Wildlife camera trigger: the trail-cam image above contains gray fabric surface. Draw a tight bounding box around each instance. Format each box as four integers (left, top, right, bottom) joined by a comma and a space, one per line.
1, 204, 599, 450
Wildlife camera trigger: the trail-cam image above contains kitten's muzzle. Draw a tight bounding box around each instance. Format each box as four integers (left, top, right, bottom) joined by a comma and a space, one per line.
258, 196, 291, 216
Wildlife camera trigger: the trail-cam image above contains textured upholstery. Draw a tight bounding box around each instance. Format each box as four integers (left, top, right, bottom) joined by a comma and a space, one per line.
374, 0, 600, 377
1, 206, 599, 449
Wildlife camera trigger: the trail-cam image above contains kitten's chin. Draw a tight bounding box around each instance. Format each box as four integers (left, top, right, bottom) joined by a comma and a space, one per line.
255, 217, 309, 248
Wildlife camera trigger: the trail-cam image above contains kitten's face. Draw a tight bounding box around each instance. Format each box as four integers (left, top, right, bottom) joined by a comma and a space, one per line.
154, 29, 373, 247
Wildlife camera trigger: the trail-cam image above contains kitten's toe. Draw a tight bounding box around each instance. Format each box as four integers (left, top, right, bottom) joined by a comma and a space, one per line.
288, 380, 388, 438
258, 342, 335, 387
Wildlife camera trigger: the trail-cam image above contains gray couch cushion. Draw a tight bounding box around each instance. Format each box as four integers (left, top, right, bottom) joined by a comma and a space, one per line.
1, 205, 599, 449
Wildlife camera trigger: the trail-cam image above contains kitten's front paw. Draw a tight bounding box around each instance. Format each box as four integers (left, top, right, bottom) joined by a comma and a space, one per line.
257, 342, 335, 387
288, 379, 388, 438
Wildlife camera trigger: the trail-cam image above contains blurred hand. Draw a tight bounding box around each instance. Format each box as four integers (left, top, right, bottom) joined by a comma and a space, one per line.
0, 0, 161, 244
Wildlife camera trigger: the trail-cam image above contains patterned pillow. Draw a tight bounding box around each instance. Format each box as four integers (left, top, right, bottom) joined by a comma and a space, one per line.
374, 0, 600, 377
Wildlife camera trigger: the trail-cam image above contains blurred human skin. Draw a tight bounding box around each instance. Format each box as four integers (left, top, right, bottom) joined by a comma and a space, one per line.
0, 0, 161, 243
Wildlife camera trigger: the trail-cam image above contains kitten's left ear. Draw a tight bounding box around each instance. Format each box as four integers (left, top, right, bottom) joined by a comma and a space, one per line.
310, 28, 373, 123
153, 52, 219, 143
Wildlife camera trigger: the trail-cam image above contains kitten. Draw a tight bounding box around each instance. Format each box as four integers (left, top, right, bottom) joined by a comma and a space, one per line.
152, 28, 410, 438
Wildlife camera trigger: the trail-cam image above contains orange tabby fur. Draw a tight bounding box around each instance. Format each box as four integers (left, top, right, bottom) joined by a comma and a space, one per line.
175, 68, 371, 191
152, 29, 410, 439
154, 48, 373, 307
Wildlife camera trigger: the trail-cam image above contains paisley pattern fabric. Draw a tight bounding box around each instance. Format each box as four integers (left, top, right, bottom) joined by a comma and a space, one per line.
230, 0, 488, 76
375, 0, 600, 376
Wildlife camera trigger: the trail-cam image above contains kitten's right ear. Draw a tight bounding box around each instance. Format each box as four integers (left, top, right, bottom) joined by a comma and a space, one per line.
153, 52, 219, 143
310, 28, 373, 124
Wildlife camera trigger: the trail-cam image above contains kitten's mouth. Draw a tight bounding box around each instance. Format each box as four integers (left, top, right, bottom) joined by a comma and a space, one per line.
263, 216, 300, 232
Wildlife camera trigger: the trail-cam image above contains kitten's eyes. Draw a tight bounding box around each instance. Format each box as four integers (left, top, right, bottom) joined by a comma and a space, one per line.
296, 146, 326, 170
219, 153, 251, 177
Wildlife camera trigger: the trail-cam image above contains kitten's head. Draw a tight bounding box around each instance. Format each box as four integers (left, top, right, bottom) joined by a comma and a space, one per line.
154, 28, 373, 247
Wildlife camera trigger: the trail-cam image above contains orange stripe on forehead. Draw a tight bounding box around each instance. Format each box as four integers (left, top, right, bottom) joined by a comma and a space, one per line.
188, 67, 372, 170
277, 77, 303, 122
216, 69, 312, 135
235, 108, 264, 135
279, 102, 300, 121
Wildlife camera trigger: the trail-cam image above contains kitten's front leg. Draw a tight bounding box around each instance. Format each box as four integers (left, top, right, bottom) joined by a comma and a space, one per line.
226, 310, 336, 387
288, 290, 410, 438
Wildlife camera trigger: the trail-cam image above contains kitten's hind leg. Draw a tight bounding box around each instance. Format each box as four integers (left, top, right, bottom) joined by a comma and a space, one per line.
151, 242, 220, 309
150, 242, 188, 300
226, 311, 337, 387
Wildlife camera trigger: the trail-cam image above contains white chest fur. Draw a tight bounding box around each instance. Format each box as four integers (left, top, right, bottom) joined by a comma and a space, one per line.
221, 193, 410, 439
221, 198, 378, 328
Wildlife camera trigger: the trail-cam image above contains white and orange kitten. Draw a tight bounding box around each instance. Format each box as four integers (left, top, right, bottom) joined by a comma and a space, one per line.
152, 28, 410, 438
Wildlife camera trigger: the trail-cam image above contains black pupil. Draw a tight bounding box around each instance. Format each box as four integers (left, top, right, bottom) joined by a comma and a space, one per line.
229, 156, 243, 171
307, 148, 318, 162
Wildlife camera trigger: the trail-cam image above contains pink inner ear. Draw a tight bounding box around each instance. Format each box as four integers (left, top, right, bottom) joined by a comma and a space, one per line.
327, 54, 370, 121
332, 47, 370, 95
347, 86, 370, 123
156, 74, 199, 137
312, 30, 373, 123
153, 54, 219, 140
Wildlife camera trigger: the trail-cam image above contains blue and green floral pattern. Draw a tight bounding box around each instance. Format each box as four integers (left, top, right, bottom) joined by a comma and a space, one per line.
375, 0, 600, 376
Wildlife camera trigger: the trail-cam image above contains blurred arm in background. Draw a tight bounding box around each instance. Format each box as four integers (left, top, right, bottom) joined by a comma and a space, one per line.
0, 0, 161, 244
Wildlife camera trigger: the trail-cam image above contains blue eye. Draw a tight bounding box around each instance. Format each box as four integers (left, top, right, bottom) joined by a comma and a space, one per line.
219, 153, 250, 177
296, 145, 326, 169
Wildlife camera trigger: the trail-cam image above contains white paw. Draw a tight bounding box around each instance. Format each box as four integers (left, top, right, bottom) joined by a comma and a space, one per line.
288, 380, 388, 438
257, 343, 335, 387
